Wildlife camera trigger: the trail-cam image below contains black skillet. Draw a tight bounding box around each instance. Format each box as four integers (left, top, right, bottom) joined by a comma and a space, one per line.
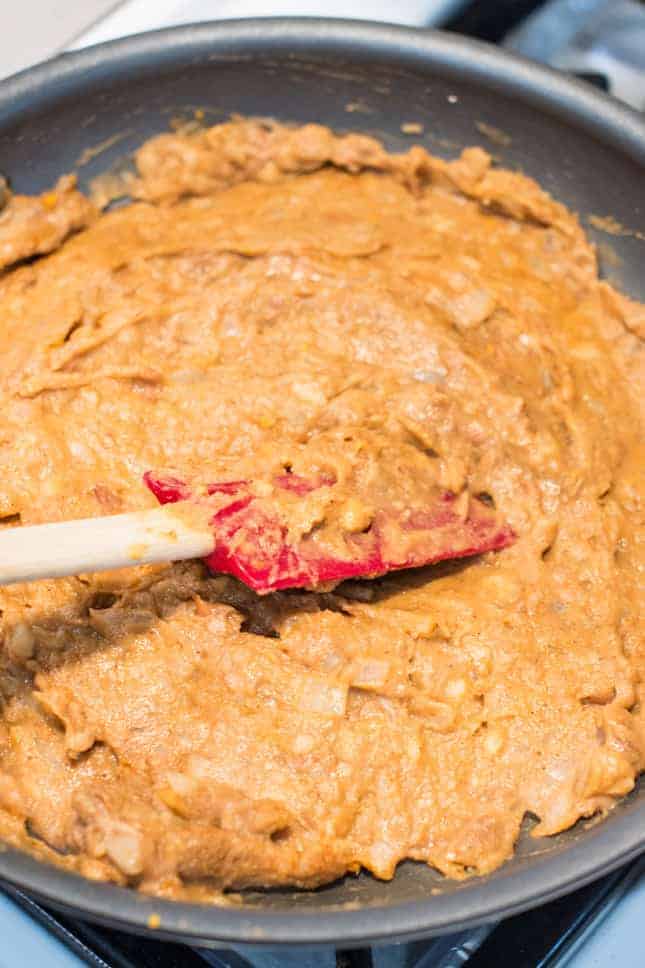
0, 17, 643, 949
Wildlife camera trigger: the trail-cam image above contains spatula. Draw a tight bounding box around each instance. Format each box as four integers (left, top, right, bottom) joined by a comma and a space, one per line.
0, 470, 514, 593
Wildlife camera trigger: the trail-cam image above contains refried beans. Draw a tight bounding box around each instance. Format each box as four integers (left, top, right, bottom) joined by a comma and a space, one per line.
0, 119, 642, 899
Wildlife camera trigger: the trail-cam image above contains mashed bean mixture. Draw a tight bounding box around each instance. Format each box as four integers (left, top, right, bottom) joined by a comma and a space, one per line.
0, 120, 643, 898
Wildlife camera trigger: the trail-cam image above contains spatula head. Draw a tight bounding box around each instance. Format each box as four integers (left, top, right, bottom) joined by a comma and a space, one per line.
144, 471, 515, 595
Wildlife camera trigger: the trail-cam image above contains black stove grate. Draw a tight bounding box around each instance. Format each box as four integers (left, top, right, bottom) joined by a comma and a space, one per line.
442, 0, 551, 41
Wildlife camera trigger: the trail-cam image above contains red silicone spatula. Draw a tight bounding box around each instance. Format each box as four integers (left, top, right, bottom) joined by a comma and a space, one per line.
143, 470, 514, 594
0, 464, 514, 593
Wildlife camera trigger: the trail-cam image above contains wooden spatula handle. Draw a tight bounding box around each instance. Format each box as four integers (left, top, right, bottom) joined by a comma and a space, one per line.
0, 506, 214, 586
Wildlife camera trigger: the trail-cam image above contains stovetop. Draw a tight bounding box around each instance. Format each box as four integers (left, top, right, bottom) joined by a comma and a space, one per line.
3, 856, 645, 967
1, 2, 644, 966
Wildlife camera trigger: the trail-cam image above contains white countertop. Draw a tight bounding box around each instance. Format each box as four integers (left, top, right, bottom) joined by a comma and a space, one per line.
2, 0, 122, 78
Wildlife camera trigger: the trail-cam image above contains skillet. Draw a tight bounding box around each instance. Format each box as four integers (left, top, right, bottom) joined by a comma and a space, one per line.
0, 18, 644, 948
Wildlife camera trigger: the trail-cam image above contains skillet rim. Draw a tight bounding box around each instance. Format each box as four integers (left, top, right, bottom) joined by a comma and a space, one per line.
1, 17, 644, 162
0, 17, 644, 946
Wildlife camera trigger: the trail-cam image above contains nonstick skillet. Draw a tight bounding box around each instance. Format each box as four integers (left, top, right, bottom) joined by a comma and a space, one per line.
0, 18, 643, 948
